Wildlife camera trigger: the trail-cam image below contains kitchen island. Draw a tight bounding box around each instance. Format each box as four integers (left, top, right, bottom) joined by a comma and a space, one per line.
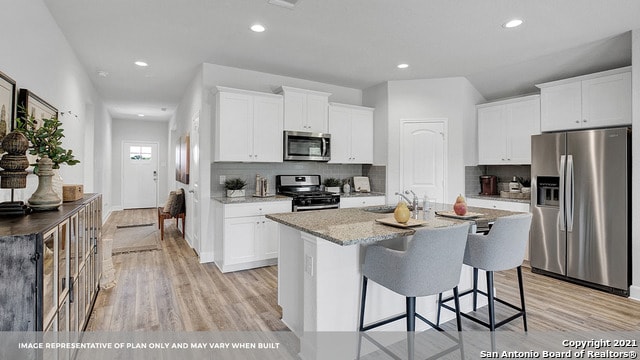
266, 205, 522, 359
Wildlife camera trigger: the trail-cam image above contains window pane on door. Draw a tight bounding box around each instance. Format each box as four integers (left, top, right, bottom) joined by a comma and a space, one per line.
130, 146, 152, 161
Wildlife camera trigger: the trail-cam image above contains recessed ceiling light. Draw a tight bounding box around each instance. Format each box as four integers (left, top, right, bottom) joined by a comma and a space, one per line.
503, 19, 523, 28
138, 114, 145, 117
134, 61, 148, 67
397, 63, 409, 69
250, 24, 266, 33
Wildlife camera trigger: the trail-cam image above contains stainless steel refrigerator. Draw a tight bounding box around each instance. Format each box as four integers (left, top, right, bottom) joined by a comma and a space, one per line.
530, 127, 631, 296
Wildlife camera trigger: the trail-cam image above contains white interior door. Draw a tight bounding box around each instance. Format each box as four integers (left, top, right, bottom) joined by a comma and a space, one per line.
189, 115, 200, 254
122, 141, 158, 209
400, 120, 447, 203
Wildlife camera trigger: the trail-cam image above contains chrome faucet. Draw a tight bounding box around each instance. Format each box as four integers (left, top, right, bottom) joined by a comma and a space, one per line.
395, 190, 420, 219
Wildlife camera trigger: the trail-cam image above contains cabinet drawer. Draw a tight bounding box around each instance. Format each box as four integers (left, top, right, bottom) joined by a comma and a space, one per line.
467, 198, 530, 212
224, 201, 292, 218
340, 196, 385, 209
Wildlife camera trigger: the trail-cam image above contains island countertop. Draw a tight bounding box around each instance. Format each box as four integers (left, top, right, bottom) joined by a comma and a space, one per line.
266, 205, 522, 246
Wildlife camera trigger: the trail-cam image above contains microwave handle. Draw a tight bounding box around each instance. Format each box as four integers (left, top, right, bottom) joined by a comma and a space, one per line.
322, 137, 328, 157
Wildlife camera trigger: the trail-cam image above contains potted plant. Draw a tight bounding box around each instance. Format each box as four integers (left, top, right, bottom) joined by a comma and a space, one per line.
224, 177, 247, 197
15, 111, 80, 171
15, 111, 80, 209
323, 177, 341, 193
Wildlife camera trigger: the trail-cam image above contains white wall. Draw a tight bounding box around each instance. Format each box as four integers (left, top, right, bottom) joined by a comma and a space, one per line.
0, 0, 109, 207
630, 29, 640, 300
169, 68, 203, 257
386, 77, 484, 204
363, 82, 389, 166
110, 118, 169, 210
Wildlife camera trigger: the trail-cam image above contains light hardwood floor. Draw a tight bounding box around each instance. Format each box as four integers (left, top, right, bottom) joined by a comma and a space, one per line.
87, 209, 640, 332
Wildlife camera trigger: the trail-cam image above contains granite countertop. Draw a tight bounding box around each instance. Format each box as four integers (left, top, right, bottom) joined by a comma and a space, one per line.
466, 194, 531, 204
213, 194, 292, 204
266, 204, 522, 246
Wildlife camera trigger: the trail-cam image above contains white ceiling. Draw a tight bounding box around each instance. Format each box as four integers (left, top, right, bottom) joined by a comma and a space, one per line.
43, 0, 640, 122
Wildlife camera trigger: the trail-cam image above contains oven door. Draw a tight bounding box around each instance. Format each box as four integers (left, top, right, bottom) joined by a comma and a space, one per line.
284, 131, 331, 161
293, 203, 340, 212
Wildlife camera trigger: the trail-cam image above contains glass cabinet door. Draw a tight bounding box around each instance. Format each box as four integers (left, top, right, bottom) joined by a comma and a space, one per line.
42, 228, 58, 328
77, 264, 86, 330
57, 296, 68, 332
69, 214, 79, 280
58, 220, 69, 306
78, 208, 86, 268
69, 277, 78, 332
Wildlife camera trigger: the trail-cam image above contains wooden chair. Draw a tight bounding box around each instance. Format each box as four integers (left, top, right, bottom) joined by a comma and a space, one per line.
158, 189, 185, 240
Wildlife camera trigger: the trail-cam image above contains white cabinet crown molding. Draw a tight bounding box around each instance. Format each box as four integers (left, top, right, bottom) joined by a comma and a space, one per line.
275, 85, 332, 97
476, 94, 540, 108
329, 102, 374, 111
535, 66, 631, 89
214, 86, 283, 99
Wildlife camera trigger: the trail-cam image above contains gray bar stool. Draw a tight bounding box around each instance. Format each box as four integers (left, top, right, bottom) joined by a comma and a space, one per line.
359, 222, 471, 332
439, 213, 532, 331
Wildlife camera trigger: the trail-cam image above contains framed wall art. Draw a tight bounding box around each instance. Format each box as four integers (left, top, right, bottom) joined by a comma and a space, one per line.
16, 89, 58, 130
0, 71, 16, 145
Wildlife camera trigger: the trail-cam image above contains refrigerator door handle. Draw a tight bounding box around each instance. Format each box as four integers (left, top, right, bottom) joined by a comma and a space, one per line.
559, 155, 566, 231
566, 155, 574, 232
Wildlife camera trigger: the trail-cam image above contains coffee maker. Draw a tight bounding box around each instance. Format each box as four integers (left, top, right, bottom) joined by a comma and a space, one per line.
479, 175, 498, 195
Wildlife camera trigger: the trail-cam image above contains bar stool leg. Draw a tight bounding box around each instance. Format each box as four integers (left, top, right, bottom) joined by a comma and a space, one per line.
486, 271, 496, 331
517, 266, 528, 332
359, 276, 368, 331
453, 286, 462, 331
406, 297, 416, 331
436, 293, 443, 326
472, 267, 478, 311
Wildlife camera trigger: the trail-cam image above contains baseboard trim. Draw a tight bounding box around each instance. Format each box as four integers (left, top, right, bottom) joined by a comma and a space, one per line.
199, 251, 215, 264
629, 285, 640, 301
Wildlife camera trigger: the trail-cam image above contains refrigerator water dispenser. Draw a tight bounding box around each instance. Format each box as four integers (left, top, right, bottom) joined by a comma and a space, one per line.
536, 176, 559, 207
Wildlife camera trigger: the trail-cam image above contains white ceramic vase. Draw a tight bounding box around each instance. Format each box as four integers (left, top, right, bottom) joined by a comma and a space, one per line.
226, 189, 246, 198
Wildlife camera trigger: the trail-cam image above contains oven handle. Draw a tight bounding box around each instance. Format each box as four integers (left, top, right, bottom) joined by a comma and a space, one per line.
294, 204, 339, 211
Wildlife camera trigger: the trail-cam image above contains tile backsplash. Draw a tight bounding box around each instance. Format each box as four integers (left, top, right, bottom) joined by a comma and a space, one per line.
211, 162, 386, 196
465, 165, 531, 195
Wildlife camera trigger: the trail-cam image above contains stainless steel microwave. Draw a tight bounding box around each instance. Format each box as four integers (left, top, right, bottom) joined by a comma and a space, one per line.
283, 131, 331, 161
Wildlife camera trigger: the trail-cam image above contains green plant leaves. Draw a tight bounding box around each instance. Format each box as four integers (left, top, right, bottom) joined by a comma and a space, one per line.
15, 106, 80, 169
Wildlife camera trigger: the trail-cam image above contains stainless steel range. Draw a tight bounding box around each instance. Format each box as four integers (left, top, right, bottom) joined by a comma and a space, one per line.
276, 175, 340, 212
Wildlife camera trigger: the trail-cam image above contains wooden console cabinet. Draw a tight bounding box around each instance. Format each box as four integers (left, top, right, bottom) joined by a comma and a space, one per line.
0, 193, 102, 332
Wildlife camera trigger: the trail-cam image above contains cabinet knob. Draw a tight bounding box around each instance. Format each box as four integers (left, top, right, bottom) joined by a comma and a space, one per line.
575, 120, 580, 123
583, 119, 587, 123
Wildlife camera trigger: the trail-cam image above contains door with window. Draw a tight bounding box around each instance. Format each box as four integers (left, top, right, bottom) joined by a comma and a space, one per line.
122, 141, 159, 209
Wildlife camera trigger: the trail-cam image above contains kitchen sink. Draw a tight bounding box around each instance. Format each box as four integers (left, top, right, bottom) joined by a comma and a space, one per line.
363, 205, 395, 213
363, 205, 414, 213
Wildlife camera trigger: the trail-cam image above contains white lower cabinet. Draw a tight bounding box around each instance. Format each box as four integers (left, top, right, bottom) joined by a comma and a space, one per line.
214, 200, 291, 273
340, 196, 385, 208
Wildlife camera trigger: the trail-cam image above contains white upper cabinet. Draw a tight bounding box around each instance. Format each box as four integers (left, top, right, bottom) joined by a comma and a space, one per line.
276, 86, 331, 133
477, 95, 540, 165
537, 67, 631, 132
214, 86, 283, 162
328, 103, 374, 164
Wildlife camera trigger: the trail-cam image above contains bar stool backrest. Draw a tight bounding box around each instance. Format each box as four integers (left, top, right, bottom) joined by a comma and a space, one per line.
363, 222, 471, 297
464, 213, 533, 272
